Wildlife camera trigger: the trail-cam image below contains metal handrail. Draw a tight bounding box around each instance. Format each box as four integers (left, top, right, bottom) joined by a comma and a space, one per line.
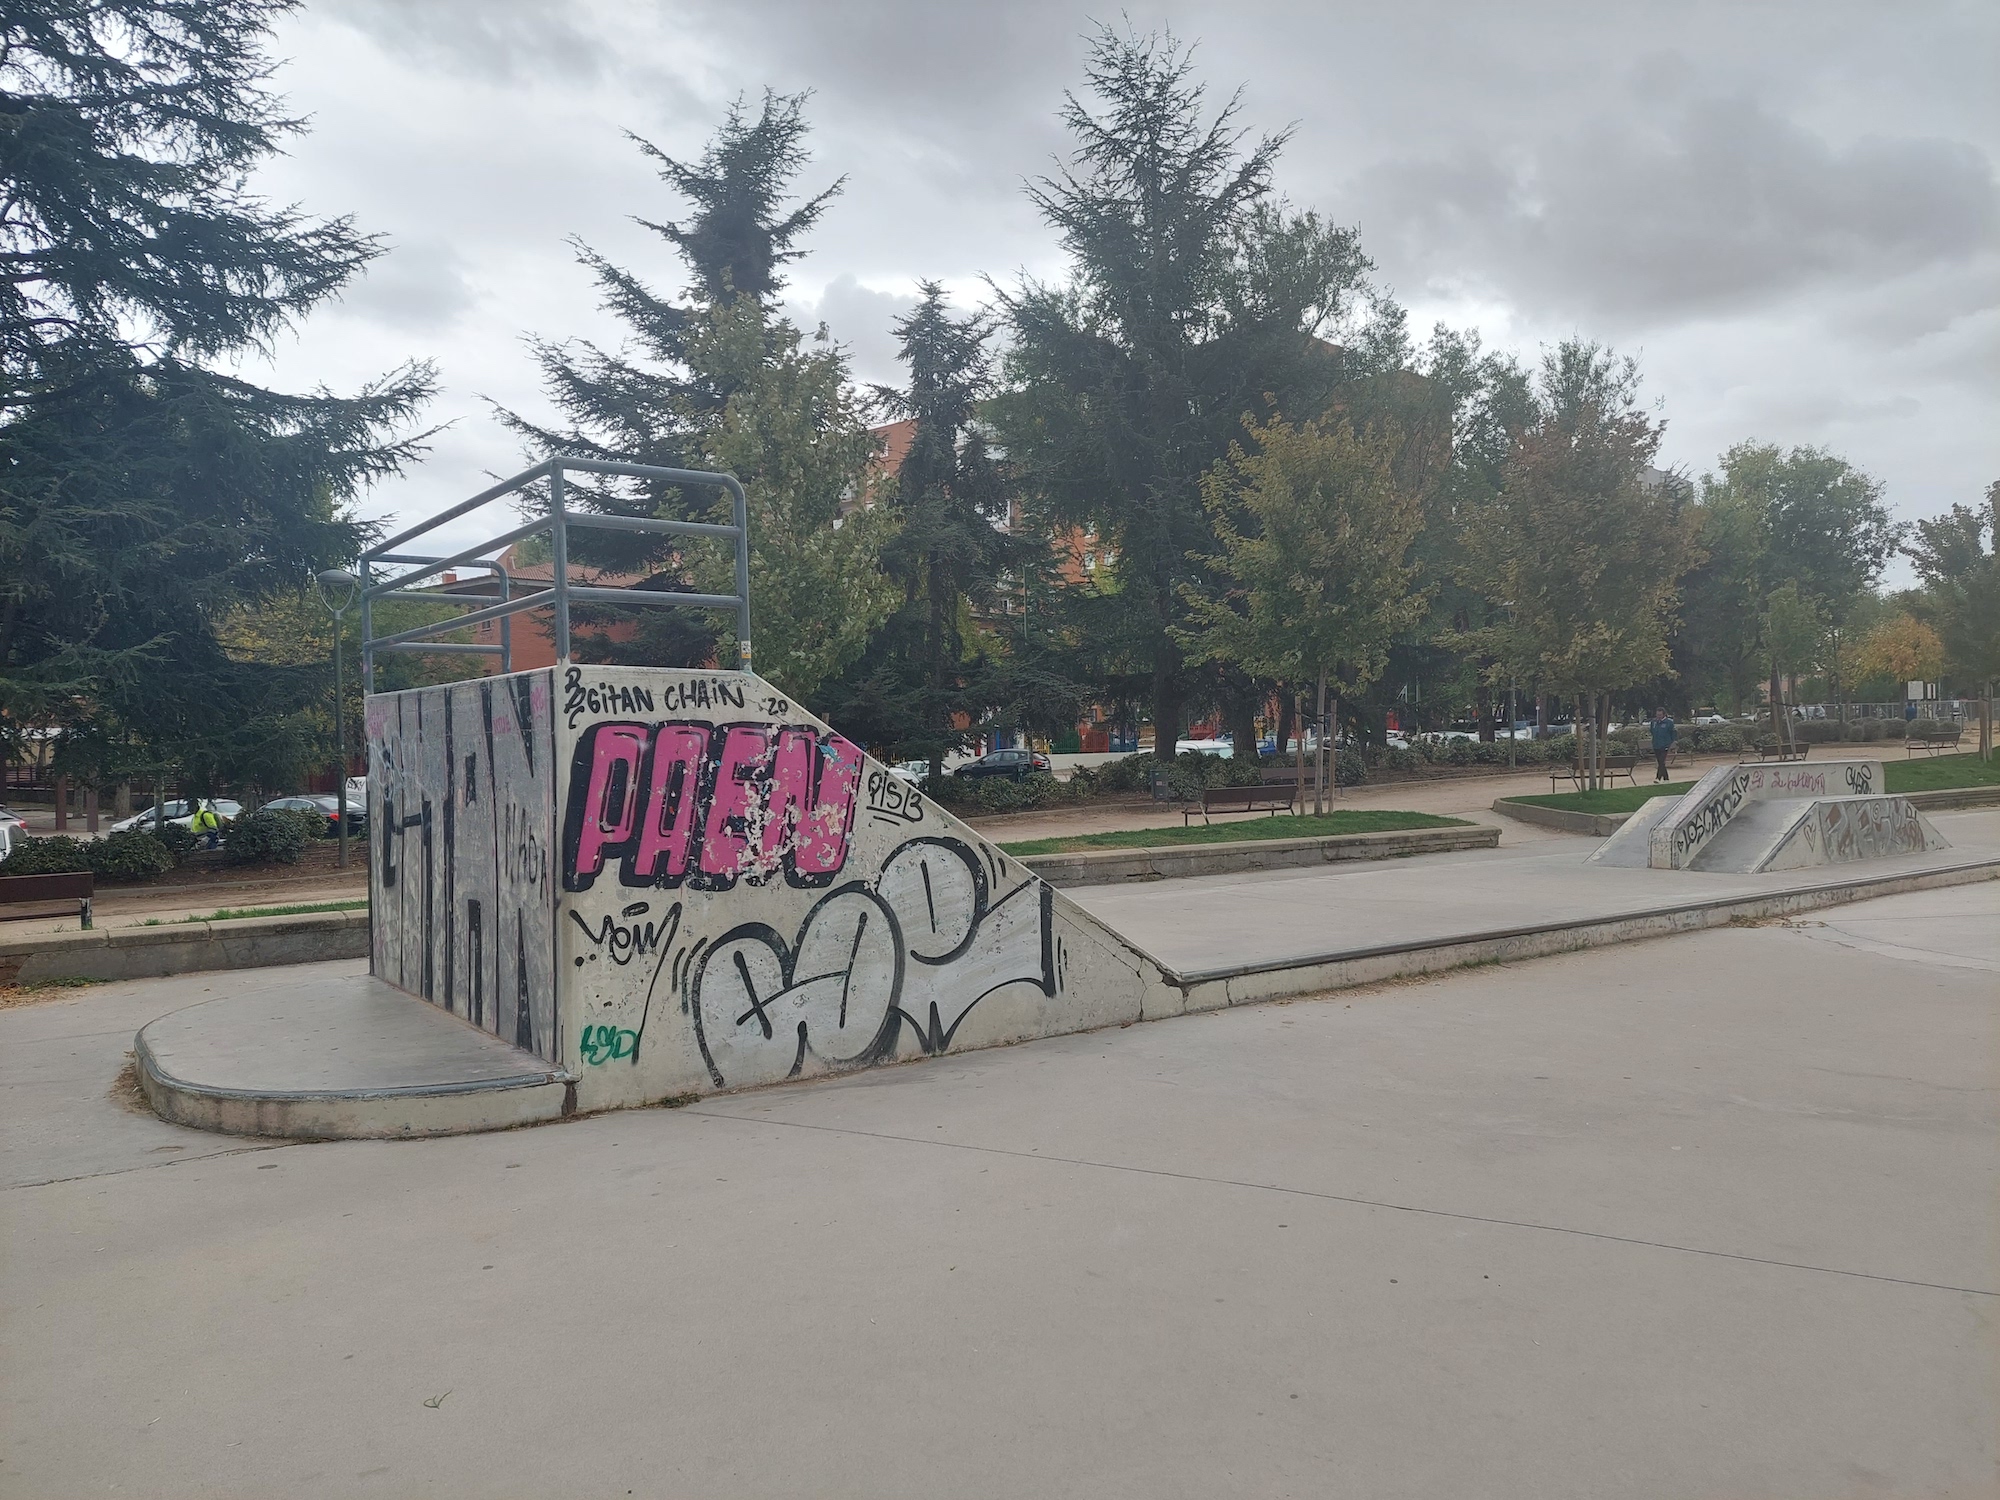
359, 457, 751, 691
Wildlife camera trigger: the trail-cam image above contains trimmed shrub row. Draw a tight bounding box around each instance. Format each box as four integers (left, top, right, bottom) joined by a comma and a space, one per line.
0, 806, 329, 882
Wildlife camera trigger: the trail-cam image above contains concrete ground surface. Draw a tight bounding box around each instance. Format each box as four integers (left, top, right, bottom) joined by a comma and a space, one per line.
4, 882, 1996, 1498
1075, 805, 2000, 975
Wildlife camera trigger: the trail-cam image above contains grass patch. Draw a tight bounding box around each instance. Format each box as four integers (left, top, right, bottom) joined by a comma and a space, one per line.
1510, 782, 1693, 815
1883, 753, 2000, 793
137, 898, 369, 927
1510, 751, 1999, 815
997, 809, 1466, 857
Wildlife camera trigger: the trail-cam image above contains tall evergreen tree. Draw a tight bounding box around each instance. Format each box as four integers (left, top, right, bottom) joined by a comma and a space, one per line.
995, 25, 1378, 760
824, 284, 1040, 776
0, 0, 433, 787
497, 91, 891, 696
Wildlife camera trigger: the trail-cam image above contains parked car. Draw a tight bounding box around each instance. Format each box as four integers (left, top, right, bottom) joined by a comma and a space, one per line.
886, 760, 932, 786
1175, 738, 1234, 758
0, 820, 13, 862
261, 795, 368, 836
952, 749, 1052, 781
108, 798, 243, 835
1693, 712, 1729, 725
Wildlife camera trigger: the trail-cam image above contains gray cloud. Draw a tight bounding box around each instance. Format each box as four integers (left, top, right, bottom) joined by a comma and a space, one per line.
318, 0, 608, 80
337, 236, 478, 330
784, 274, 922, 392
253, 0, 2000, 558
1350, 85, 1999, 327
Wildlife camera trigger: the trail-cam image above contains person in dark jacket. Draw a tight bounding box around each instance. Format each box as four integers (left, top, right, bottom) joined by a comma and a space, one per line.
1648, 709, 1678, 782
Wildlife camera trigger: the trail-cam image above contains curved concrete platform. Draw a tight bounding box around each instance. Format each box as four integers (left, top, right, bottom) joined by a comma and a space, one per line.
136, 975, 575, 1140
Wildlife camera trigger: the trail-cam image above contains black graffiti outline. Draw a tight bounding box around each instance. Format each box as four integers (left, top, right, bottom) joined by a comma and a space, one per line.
685, 836, 1058, 1089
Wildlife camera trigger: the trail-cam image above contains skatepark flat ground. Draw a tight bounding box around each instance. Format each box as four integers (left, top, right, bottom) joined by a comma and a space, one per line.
1073, 805, 2000, 974
3, 881, 1995, 1498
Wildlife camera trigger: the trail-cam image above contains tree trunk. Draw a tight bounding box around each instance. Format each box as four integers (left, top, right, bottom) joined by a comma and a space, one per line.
1329, 694, 1340, 801
1276, 697, 1295, 762
1535, 691, 1548, 740
1292, 691, 1307, 813
1314, 669, 1327, 816
1152, 651, 1182, 765
1225, 673, 1260, 766
1769, 662, 1787, 748
1475, 680, 1494, 742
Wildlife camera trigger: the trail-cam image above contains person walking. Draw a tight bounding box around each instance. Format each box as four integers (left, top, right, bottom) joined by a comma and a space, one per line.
1648, 708, 1678, 783
189, 800, 222, 850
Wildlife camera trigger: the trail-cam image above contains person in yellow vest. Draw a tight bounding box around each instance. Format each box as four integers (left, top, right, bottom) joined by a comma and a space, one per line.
189, 801, 222, 850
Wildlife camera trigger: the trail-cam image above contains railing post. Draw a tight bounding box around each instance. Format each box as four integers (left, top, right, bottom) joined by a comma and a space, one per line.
729, 475, 751, 673
359, 557, 374, 695
549, 463, 571, 664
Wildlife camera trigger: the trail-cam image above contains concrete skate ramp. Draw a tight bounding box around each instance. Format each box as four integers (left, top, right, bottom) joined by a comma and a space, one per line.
366, 667, 1178, 1111
1589, 759, 1891, 871
1740, 795, 1949, 873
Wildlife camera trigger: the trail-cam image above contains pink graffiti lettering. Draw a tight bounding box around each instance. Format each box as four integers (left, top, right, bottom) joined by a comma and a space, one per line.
562, 720, 859, 893
566, 723, 649, 886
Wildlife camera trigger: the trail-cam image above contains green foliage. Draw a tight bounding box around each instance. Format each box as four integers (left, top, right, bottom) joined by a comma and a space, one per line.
995, 24, 1387, 757
1456, 342, 1701, 705
497, 93, 891, 700
0, 834, 92, 875
223, 806, 317, 865
1178, 413, 1430, 696
86, 829, 174, 881
0, 0, 433, 781
150, 821, 198, 863
0, 829, 171, 881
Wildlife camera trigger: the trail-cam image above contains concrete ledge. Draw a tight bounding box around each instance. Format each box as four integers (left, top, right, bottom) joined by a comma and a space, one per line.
0, 909, 368, 986
1020, 823, 1497, 887
135, 976, 576, 1140
1165, 854, 2000, 1010
1491, 798, 1629, 836
1494, 781, 2000, 839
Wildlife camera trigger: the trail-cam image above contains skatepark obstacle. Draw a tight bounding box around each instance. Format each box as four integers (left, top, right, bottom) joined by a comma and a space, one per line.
365, 665, 1176, 1109
1588, 759, 1950, 873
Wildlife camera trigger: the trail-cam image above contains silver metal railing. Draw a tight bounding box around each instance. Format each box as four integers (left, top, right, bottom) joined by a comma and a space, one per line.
358, 457, 751, 692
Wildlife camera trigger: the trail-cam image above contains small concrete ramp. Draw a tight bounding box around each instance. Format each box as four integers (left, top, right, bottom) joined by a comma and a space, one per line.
1588, 759, 1949, 874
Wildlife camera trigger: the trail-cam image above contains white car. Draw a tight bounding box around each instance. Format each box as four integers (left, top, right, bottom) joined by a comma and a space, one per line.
1175, 738, 1234, 758
1693, 713, 1729, 725
109, 798, 243, 834
886, 760, 929, 786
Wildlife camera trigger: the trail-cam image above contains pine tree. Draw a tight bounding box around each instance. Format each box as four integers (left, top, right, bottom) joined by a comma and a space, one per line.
995, 25, 1378, 761
0, 0, 434, 788
496, 92, 890, 696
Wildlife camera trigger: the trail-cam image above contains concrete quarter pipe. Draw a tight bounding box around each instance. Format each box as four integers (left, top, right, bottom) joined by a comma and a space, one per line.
366, 666, 1176, 1110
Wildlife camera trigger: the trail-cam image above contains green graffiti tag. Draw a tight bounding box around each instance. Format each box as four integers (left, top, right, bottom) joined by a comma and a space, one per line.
579, 1023, 639, 1065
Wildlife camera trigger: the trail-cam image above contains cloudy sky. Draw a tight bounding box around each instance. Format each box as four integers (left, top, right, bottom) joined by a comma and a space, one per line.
243, 0, 1998, 575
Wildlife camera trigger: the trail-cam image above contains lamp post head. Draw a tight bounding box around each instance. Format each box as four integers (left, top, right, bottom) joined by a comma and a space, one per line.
314, 568, 361, 615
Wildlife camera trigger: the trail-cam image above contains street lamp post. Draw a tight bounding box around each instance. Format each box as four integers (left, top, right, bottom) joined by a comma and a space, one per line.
315, 570, 362, 869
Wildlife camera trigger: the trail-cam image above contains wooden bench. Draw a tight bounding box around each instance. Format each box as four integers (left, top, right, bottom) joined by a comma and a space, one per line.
1755, 742, 1811, 763
1548, 754, 1638, 792
1906, 728, 1963, 756
0, 871, 94, 929
1185, 783, 1297, 825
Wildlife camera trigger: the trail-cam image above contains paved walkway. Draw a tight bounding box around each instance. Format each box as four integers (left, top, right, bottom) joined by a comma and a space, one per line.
1070, 806, 2000, 976
2, 882, 1993, 1496
964, 759, 1708, 846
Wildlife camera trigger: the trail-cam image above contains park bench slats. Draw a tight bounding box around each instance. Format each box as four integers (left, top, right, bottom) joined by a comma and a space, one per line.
0, 871, 94, 929
1905, 728, 1963, 756
1549, 754, 1637, 791
1185, 783, 1297, 825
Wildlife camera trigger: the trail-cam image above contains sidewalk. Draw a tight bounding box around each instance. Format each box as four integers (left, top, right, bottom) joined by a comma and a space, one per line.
964, 759, 1671, 846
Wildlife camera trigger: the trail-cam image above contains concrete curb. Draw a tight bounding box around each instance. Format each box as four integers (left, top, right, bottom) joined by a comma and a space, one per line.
1490, 798, 1629, 836
0, 909, 368, 987
1492, 781, 2000, 839
135, 1026, 574, 1140
1142, 854, 2000, 1017
1019, 823, 1497, 887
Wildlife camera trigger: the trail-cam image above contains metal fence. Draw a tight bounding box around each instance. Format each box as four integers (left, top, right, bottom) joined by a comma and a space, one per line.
359, 457, 750, 691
